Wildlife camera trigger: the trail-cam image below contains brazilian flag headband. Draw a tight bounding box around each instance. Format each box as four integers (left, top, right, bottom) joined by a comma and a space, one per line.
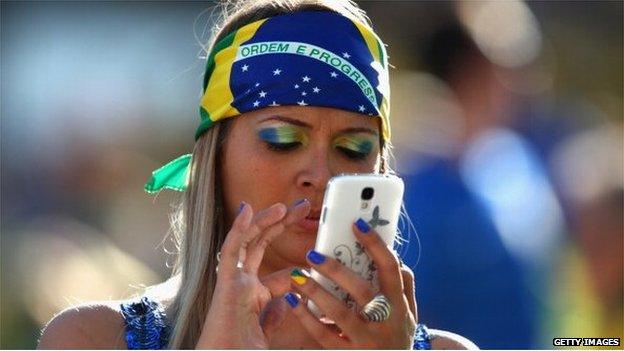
145, 11, 390, 193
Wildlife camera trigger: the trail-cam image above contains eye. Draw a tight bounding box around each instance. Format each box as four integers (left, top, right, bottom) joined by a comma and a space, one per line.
257, 125, 307, 153
265, 141, 302, 152
337, 146, 369, 160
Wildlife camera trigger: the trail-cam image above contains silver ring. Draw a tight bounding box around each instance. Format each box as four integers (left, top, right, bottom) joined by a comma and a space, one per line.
360, 294, 392, 322
215, 251, 243, 273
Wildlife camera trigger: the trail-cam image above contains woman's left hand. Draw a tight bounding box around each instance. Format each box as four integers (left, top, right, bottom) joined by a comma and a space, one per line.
285, 221, 417, 349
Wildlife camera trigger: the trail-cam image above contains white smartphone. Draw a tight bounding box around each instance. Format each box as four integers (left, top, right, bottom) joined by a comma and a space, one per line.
308, 173, 404, 317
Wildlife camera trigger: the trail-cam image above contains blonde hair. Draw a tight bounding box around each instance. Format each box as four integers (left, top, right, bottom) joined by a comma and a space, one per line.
161, 1, 390, 348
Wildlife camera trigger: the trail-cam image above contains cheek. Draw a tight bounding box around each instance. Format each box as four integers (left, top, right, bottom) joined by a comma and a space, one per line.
330, 141, 382, 174
331, 151, 381, 174
221, 140, 293, 216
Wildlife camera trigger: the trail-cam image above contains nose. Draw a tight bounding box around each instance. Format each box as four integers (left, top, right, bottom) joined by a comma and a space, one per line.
296, 148, 335, 192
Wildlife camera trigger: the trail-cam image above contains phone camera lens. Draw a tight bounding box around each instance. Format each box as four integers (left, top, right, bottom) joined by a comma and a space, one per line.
361, 187, 374, 200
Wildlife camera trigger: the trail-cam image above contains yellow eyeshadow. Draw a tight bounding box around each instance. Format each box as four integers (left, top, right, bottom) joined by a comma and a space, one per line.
257, 124, 308, 144
333, 135, 375, 154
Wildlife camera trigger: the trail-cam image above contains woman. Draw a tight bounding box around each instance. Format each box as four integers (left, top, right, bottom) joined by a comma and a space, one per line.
38, 0, 477, 349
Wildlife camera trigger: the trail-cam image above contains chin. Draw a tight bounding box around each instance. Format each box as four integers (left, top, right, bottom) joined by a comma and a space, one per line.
271, 229, 317, 268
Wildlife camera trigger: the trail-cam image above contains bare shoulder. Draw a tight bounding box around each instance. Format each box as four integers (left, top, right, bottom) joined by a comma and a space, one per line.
38, 301, 127, 349
430, 328, 479, 350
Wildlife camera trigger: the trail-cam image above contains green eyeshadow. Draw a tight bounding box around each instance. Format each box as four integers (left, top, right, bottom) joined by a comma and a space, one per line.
257, 124, 308, 144
333, 134, 374, 155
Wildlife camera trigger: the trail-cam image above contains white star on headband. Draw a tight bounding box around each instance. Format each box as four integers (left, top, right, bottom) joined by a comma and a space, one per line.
301, 91, 307, 96
358, 105, 366, 112
242, 64, 249, 72
269, 101, 280, 106
330, 71, 338, 78
297, 100, 308, 106
255, 82, 260, 87
273, 68, 282, 75
313, 87, 321, 93
294, 84, 300, 89
302, 76, 311, 82
259, 91, 267, 98
342, 52, 351, 59
253, 100, 260, 107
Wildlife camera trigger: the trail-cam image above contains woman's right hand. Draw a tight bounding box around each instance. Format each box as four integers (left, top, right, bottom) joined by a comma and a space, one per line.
195, 199, 311, 349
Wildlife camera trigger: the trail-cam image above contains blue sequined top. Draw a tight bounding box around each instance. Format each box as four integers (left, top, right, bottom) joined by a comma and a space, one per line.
120, 297, 171, 349
120, 296, 432, 350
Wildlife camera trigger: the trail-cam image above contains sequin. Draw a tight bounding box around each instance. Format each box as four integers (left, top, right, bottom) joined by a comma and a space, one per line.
414, 323, 432, 350
120, 297, 170, 349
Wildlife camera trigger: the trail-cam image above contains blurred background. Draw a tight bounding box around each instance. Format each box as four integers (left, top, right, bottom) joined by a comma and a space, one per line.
1, 1, 622, 348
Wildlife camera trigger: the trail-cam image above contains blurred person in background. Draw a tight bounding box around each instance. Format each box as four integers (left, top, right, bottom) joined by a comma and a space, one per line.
395, 2, 566, 348
548, 123, 623, 342
36, 0, 476, 349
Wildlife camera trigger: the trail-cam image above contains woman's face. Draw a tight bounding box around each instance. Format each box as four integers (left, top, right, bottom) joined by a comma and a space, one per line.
220, 105, 381, 272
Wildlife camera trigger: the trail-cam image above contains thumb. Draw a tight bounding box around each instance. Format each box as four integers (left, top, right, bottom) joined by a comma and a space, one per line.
259, 297, 289, 340
260, 267, 294, 297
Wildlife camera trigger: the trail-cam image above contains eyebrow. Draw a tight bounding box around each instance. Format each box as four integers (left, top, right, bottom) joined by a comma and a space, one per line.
259, 115, 311, 128
258, 115, 379, 136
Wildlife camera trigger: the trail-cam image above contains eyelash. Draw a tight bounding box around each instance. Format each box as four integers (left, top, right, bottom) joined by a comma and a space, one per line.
264, 142, 369, 160
337, 146, 369, 160
265, 141, 301, 151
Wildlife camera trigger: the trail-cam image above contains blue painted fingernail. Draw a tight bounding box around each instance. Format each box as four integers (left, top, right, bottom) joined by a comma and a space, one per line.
355, 218, 370, 233
284, 292, 299, 308
306, 250, 326, 264
294, 198, 308, 206
238, 202, 246, 214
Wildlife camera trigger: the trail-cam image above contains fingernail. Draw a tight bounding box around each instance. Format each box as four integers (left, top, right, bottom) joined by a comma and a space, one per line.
306, 250, 326, 265
355, 218, 370, 233
290, 268, 310, 285
294, 198, 308, 207
238, 202, 246, 214
284, 292, 299, 308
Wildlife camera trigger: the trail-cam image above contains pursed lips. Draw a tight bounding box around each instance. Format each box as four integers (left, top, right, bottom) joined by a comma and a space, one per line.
299, 208, 321, 233
305, 209, 321, 220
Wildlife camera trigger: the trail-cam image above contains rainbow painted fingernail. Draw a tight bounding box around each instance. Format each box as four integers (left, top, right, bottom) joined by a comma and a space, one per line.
290, 268, 309, 285
284, 292, 299, 308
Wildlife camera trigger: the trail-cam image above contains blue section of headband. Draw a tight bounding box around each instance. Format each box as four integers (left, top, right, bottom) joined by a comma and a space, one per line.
230, 11, 382, 117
